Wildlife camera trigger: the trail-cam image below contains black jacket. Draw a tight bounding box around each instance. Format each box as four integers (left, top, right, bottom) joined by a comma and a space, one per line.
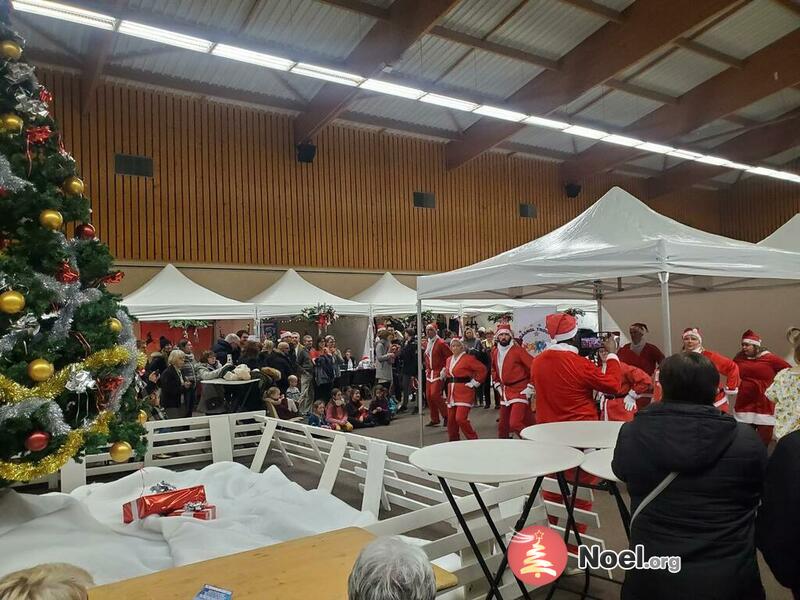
400, 338, 418, 376
158, 365, 184, 409
612, 402, 767, 600
266, 351, 293, 393
212, 339, 239, 365
757, 429, 800, 597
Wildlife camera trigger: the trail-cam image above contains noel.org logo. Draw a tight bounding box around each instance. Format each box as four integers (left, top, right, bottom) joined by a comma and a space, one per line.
508, 526, 568, 586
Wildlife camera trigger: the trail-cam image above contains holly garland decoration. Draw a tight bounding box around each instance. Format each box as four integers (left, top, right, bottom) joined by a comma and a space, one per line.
300, 303, 338, 332
0, 1, 146, 485
488, 312, 514, 324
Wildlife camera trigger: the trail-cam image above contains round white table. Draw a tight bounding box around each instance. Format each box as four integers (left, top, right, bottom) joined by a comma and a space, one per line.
580, 449, 631, 540
410, 440, 586, 600
520, 421, 622, 449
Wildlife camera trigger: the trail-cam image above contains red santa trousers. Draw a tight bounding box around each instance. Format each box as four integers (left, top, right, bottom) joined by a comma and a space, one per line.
498, 402, 534, 438
426, 379, 446, 424
447, 406, 478, 441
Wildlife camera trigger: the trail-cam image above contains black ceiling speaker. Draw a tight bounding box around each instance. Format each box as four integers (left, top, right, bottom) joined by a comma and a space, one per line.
564, 182, 582, 198
296, 142, 317, 164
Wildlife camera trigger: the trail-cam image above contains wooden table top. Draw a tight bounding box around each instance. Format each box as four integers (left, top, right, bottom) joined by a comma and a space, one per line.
90, 527, 457, 599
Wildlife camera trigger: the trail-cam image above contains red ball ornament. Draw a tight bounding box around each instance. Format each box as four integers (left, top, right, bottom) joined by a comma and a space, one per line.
25, 431, 51, 452
75, 223, 96, 240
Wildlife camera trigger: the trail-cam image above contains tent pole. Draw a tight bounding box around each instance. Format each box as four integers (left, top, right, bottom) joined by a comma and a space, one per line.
593, 281, 604, 331
416, 299, 424, 448
658, 272, 672, 355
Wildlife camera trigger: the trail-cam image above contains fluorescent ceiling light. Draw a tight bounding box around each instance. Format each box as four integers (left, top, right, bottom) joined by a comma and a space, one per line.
419, 93, 478, 112
291, 63, 364, 86
667, 149, 705, 160
564, 125, 608, 139
13, 0, 116, 29
360, 79, 424, 99
119, 20, 213, 52
747, 167, 800, 182
212, 44, 294, 71
694, 155, 733, 166
473, 105, 528, 122
725, 161, 753, 171
636, 142, 674, 154
602, 134, 644, 147
524, 115, 569, 129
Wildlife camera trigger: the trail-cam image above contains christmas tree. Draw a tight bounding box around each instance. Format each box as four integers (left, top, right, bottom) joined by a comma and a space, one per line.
0, 1, 146, 486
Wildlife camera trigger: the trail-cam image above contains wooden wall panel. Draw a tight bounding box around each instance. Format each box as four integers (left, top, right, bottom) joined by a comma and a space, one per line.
38, 69, 728, 273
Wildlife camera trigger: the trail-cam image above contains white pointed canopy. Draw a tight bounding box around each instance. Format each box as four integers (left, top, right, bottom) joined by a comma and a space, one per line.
249, 269, 369, 317
759, 214, 800, 251
123, 264, 254, 321
417, 187, 800, 301
350, 272, 458, 315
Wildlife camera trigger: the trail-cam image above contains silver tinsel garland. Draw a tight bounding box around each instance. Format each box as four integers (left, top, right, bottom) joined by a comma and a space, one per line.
106, 310, 138, 412
0, 154, 30, 192
0, 398, 71, 436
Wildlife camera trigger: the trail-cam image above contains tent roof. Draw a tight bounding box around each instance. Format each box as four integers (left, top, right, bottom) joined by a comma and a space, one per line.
123, 264, 254, 321
249, 269, 369, 316
759, 214, 800, 251
417, 187, 800, 301
350, 272, 458, 315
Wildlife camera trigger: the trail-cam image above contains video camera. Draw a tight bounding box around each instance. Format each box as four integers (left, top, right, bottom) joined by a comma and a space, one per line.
576, 329, 619, 362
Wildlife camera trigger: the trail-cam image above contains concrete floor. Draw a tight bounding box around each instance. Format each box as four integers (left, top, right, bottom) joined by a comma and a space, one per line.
266, 406, 792, 599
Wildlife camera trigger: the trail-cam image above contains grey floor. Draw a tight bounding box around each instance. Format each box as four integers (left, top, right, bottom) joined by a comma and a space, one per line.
261, 406, 791, 600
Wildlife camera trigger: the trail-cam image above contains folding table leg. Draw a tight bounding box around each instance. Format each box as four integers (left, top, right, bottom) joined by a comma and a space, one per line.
608, 481, 631, 540
438, 477, 505, 600
545, 471, 590, 600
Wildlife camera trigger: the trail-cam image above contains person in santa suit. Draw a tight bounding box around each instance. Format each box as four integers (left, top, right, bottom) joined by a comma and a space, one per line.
597, 346, 653, 421
491, 323, 534, 438
441, 338, 487, 441
423, 323, 452, 427
617, 322, 664, 377
682, 327, 740, 414
733, 329, 791, 446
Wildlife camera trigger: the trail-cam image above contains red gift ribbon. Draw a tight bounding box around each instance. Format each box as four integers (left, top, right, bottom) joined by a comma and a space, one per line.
39, 87, 53, 103
101, 271, 124, 285
56, 261, 79, 283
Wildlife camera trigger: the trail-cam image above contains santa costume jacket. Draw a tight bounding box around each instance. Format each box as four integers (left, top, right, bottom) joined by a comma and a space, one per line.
618, 342, 664, 376
733, 351, 791, 425
442, 352, 487, 407
423, 336, 452, 383
491, 343, 534, 406
600, 361, 653, 422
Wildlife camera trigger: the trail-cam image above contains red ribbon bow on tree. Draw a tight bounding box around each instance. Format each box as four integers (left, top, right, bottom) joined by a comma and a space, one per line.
99, 271, 124, 286
56, 261, 80, 283
96, 376, 124, 409
39, 88, 53, 103
26, 125, 53, 174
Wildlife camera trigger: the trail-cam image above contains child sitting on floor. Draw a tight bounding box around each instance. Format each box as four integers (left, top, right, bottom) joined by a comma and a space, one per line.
345, 387, 374, 429
264, 385, 298, 420
326, 388, 354, 432
307, 400, 330, 428
285, 375, 301, 410
370, 385, 391, 426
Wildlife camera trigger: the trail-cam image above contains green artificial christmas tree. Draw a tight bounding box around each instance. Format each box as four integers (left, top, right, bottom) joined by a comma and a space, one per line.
0, 1, 146, 485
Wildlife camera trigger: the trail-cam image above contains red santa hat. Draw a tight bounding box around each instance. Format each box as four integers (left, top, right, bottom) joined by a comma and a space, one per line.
630, 322, 648, 332
546, 313, 578, 343
279, 330, 292, 340
495, 323, 514, 338
741, 329, 762, 346
425, 323, 438, 333
682, 327, 702, 342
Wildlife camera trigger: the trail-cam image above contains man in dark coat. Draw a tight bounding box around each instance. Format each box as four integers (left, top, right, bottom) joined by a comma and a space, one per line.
612, 352, 767, 600
266, 341, 293, 394
212, 333, 241, 365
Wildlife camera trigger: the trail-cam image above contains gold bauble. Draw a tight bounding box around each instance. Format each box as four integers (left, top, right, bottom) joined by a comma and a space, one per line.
137, 410, 148, 425
62, 176, 85, 196
0, 290, 25, 314
27, 358, 54, 383
109, 441, 133, 463
0, 40, 22, 61
39, 209, 63, 230
107, 317, 123, 334
1, 113, 23, 133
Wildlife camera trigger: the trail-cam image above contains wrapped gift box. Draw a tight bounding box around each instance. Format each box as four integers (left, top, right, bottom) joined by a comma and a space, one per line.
122, 485, 206, 524
167, 502, 217, 520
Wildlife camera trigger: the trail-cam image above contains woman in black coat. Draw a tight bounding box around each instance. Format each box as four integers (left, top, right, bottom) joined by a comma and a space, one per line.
159, 350, 191, 419
612, 352, 767, 600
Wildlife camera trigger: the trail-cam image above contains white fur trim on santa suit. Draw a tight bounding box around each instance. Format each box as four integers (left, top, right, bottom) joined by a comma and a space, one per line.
495, 342, 531, 407
734, 411, 776, 426
553, 326, 578, 343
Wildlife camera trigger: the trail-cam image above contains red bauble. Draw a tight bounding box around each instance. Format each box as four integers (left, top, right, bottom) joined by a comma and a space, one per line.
75, 222, 96, 240
25, 431, 51, 452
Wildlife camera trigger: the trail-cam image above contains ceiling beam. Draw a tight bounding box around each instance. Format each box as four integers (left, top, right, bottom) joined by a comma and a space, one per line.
293, 0, 458, 144
605, 79, 679, 105
560, 29, 800, 181
556, 0, 625, 23
674, 38, 744, 69
79, 0, 124, 115
647, 110, 800, 198
316, 0, 390, 20
444, 0, 745, 169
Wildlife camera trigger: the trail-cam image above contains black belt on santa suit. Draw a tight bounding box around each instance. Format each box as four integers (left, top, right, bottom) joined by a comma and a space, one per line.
444, 376, 471, 384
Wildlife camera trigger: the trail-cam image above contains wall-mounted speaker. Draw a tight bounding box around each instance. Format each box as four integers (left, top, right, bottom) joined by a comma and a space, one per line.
413, 191, 435, 209
296, 142, 317, 164
564, 183, 582, 198
519, 203, 537, 218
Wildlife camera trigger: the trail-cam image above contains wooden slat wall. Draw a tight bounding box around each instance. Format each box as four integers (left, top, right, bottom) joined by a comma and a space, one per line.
39, 69, 724, 273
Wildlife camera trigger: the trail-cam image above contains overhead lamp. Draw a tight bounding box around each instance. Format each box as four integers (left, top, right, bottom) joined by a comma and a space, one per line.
725, 161, 753, 171
419, 93, 479, 112
118, 20, 213, 52
636, 142, 675, 154
13, 0, 116, 30
291, 63, 364, 86
360, 79, 424, 99
524, 115, 569, 130
667, 149, 705, 160
212, 44, 294, 71
473, 105, 528, 122
602, 134, 645, 147
564, 125, 608, 139
694, 155, 733, 166
747, 167, 800, 182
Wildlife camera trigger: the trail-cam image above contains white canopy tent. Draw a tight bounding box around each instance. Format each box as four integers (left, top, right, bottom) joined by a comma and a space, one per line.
249, 269, 369, 317
759, 213, 800, 251
417, 187, 800, 355
122, 264, 255, 321
350, 272, 458, 315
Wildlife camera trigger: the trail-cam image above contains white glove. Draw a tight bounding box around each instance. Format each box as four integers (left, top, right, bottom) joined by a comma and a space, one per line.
624, 392, 637, 412
466, 379, 480, 389
724, 388, 738, 398
523, 385, 534, 399
440, 368, 447, 379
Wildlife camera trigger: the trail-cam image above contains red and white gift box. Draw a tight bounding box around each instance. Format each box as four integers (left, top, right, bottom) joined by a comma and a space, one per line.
122, 485, 206, 524
166, 503, 217, 520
